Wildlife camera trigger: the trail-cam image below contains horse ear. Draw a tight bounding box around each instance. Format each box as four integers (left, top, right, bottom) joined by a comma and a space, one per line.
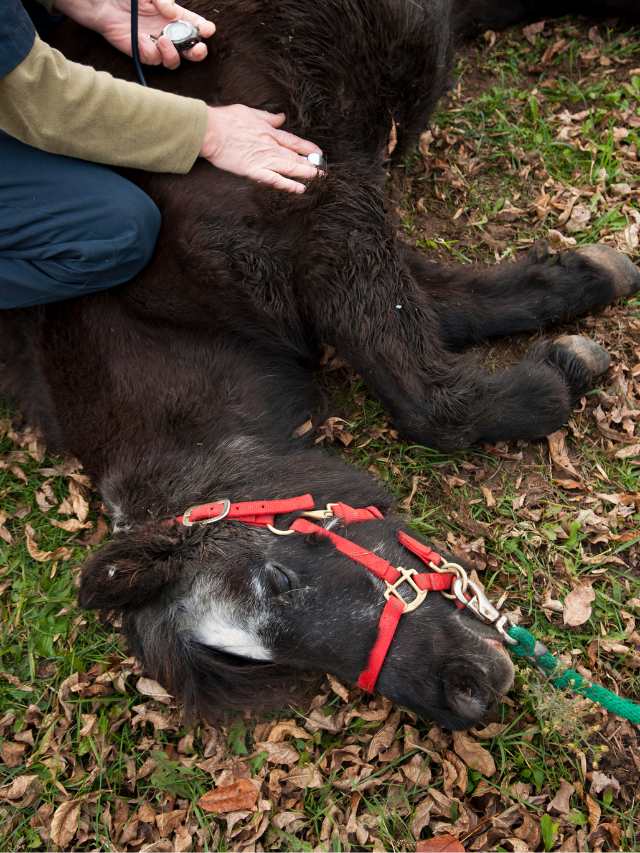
78, 529, 187, 611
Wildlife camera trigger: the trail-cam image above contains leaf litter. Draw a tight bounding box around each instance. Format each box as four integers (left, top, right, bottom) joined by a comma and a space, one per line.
0, 13, 639, 853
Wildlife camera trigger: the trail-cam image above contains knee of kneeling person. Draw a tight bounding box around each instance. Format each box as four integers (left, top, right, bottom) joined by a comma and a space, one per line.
104, 191, 162, 284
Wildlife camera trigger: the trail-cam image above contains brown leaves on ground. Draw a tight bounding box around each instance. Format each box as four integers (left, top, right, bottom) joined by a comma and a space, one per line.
452, 731, 496, 777
0, 418, 104, 560
417, 834, 466, 852
198, 780, 259, 814
12, 657, 627, 852
547, 429, 582, 483
50, 800, 80, 849
562, 583, 596, 627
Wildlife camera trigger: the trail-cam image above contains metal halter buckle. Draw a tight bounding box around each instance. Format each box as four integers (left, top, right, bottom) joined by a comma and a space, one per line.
428, 556, 469, 600
384, 567, 428, 613
267, 503, 337, 535
300, 503, 337, 520
182, 498, 231, 526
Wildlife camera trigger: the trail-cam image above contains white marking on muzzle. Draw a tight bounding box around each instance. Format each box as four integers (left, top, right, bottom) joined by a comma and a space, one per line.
188, 576, 273, 661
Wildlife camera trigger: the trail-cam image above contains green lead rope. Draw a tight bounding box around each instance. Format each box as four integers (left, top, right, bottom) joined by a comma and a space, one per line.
507, 626, 640, 726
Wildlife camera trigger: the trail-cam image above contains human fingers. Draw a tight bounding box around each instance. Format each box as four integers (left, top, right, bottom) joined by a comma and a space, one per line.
266, 153, 319, 180
155, 34, 182, 69
138, 33, 164, 65
258, 111, 287, 128
272, 128, 323, 157
252, 169, 307, 194
251, 111, 322, 156
180, 41, 208, 62
173, 5, 216, 37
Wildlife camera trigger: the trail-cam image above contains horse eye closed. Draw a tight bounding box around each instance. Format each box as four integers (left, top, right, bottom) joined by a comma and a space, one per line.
267, 562, 292, 592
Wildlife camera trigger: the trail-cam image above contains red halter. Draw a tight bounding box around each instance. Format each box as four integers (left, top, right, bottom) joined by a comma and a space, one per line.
173, 495, 465, 693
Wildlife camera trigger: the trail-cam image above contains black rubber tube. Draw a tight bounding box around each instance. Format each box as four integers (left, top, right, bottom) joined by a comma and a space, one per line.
131, 1, 147, 86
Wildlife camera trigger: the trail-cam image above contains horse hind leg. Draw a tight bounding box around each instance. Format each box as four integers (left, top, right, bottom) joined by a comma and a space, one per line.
403, 243, 639, 351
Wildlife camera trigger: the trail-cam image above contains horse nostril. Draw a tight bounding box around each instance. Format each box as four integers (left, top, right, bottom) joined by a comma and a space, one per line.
448, 670, 478, 700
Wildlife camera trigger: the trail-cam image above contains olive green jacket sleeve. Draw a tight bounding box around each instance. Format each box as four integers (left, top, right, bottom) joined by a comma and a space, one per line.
0, 34, 209, 173
37, 0, 60, 12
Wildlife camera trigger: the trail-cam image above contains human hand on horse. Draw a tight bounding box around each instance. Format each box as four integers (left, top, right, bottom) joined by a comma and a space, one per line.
53, 0, 323, 191
53, 0, 216, 69
200, 105, 324, 193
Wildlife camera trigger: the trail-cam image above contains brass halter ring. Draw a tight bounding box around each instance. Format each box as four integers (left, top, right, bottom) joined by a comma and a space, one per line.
384, 566, 428, 613
182, 498, 231, 526
266, 504, 337, 536
427, 557, 469, 599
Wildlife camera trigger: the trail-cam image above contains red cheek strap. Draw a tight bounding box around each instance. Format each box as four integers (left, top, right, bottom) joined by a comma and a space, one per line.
291, 513, 461, 693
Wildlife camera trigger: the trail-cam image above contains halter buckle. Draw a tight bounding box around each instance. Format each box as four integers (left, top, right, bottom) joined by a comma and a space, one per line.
182, 498, 231, 526
384, 567, 428, 613
430, 557, 468, 600
300, 503, 337, 520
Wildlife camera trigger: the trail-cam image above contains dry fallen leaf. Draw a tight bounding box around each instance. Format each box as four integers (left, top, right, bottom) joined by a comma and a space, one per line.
136, 677, 173, 705
327, 674, 350, 703
585, 792, 602, 834
50, 800, 80, 849
156, 809, 187, 837
254, 741, 300, 766
410, 798, 433, 840
566, 205, 592, 234
547, 779, 575, 814
267, 722, 312, 743
49, 518, 92, 532
0, 741, 26, 768
546, 429, 581, 481
563, 584, 595, 627
198, 780, 259, 814
481, 485, 496, 507
292, 419, 313, 438
25, 524, 72, 563
452, 731, 496, 776
522, 21, 545, 45
590, 771, 621, 797
0, 672, 34, 693
0, 774, 39, 801
615, 443, 640, 459
284, 764, 324, 789
367, 710, 402, 761
416, 835, 465, 852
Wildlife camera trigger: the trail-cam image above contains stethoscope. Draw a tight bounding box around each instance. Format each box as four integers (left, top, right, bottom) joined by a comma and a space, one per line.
130, 4, 327, 173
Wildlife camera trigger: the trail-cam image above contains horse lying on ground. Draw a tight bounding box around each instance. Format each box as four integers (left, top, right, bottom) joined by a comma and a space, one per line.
1, 0, 638, 730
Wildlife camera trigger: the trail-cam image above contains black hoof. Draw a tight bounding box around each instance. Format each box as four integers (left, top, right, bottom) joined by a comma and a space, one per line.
576, 245, 640, 298
554, 335, 611, 377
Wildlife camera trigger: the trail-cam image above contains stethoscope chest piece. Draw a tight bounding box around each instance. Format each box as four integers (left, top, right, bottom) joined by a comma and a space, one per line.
150, 20, 201, 51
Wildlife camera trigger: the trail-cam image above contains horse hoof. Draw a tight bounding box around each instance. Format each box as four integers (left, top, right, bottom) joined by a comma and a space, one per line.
554, 335, 611, 376
576, 245, 640, 297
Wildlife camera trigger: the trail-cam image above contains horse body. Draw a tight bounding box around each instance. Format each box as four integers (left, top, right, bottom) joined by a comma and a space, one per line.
1, 0, 638, 727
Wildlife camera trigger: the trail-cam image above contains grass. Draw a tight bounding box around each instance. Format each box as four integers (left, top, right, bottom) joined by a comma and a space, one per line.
1, 12, 639, 853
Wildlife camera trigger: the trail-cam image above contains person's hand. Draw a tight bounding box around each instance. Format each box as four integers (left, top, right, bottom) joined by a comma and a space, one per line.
199, 105, 323, 193
54, 0, 216, 68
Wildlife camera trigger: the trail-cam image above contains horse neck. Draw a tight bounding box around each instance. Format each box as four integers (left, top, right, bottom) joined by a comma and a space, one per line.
98, 439, 393, 530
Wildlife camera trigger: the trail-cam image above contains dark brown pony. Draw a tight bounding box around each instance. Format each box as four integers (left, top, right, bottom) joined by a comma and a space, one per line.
0, 0, 637, 728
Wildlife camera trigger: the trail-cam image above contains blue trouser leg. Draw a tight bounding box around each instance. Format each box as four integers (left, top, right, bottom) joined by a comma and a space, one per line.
0, 130, 162, 309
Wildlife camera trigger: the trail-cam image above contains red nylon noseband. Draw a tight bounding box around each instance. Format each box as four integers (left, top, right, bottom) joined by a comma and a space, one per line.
173, 494, 464, 694
291, 515, 460, 691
